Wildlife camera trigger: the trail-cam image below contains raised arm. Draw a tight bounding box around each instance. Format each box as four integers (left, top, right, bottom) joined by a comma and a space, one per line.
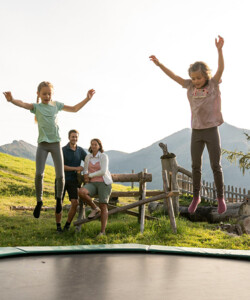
149, 55, 185, 86
63, 89, 95, 112
3, 92, 34, 110
213, 36, 224, 83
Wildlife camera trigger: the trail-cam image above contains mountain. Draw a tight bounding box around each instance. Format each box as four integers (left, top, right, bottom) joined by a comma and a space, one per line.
0, 140, 54, 166
107, 122, 250, 189
0, 123, 249, 189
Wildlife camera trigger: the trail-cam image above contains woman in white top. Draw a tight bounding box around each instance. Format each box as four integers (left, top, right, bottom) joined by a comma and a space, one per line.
78, 139, 112, 236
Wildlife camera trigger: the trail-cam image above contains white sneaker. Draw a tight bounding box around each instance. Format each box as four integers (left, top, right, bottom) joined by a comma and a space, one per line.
88, 207, 101, 219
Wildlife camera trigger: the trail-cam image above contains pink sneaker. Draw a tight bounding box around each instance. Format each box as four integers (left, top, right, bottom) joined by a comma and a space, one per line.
217, 197, 227, 214
188, 196, 201, 214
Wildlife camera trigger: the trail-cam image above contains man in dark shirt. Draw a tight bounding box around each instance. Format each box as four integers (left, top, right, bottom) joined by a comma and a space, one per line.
56, 129, 87, 232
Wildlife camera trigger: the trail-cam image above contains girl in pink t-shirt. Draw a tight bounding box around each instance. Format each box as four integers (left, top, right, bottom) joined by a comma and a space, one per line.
150, 35, 226, 214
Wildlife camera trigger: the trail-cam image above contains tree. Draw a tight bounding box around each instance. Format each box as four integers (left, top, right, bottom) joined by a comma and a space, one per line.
222, 133, 250, 175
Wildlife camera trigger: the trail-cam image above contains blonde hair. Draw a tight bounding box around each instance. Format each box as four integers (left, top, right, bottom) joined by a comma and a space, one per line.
36, 81, 54, 104
188, 62, 212, 80
35, 81, 54, 122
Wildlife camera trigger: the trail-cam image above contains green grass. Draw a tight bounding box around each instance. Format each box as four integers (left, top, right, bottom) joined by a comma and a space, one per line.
0, 152, 250, 249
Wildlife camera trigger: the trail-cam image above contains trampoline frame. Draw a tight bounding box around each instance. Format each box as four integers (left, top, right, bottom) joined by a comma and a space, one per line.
1, 244, 250, 260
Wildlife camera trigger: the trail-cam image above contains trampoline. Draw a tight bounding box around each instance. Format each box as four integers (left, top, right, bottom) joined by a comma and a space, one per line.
1, 244, 250, 300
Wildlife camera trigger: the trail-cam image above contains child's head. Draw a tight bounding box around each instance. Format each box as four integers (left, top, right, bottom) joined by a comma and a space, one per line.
188, 62, 211, 89
37, 81, 54, 104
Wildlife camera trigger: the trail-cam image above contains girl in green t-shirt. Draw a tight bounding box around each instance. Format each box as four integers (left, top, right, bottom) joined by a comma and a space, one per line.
3, 82, 95, 231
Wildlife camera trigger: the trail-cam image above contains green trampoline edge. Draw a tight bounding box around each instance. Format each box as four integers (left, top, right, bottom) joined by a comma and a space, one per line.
148, 245, 250, 260
0, 244, 250, 260
0, 247, 26, 258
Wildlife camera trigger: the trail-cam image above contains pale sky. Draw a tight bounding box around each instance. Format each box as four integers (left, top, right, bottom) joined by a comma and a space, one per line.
1, 0, 249, 153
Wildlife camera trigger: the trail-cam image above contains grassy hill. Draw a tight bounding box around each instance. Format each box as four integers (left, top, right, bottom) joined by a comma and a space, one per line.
0, 152, 249, 249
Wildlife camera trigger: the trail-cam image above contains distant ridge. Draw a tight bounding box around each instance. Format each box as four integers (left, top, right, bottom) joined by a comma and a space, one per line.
0, 123, 249, 189
0, 140, 53, 166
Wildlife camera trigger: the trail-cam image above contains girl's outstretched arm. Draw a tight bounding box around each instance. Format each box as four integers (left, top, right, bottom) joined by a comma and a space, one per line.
63, 89, 95, 112
213, 35, 224, 83
149, 55, 185, 86
3, 92, 34, 110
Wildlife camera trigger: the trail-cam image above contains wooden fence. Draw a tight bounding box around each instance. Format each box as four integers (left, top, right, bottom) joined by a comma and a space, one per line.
75, 170, 178, 233
177, 173, 249, 203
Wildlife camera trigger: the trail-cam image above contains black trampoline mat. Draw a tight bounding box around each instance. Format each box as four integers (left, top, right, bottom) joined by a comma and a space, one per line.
1, 253, 250, 300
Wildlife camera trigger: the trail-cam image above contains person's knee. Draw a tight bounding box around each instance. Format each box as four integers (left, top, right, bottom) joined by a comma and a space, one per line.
210, 162, 222, 173
192, 163, 202, 172
35, 173, 44, 179
79, 188, 89, 198
100, 204, 108, 213
35, 174, 44, 183
56, 176, 65, 183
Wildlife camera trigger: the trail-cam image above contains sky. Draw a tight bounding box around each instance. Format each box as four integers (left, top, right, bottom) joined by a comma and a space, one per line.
1, 0, 250, 153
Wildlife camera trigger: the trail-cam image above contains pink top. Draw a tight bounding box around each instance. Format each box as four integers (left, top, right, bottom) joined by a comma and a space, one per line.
88, 161, 104, 182
183, 78, 224, 129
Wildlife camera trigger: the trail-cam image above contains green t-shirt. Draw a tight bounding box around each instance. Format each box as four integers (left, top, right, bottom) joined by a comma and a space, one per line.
30, 101, 64, 143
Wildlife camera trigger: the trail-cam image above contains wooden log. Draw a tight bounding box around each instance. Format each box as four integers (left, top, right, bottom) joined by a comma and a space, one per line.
110, 191, 164, 197
10, 205, 72, 211
93, 200, 157, 221
78, 172, 152, 185
178, 202, 250, 223
238, 216, 250, 234
112, 172, 152, 182
177, 166, 192, 178
74, 191, 179, 226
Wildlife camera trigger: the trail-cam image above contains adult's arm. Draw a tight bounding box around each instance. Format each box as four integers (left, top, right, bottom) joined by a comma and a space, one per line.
64, 165, 84, 172
88, 154, 109, 178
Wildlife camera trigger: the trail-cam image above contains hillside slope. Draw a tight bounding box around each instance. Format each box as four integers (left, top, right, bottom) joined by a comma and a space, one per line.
0, 123, 249, 189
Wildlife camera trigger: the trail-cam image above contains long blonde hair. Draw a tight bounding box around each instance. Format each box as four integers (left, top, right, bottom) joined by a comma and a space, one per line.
35, 81, 54, 122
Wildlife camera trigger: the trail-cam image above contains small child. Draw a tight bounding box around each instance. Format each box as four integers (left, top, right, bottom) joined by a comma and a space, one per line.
150, 35, 227, 214
3, 82, 95, 231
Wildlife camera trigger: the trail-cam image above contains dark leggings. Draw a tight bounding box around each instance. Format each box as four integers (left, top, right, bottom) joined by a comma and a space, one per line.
191, 126, 224, 198
35, 142, 65, 202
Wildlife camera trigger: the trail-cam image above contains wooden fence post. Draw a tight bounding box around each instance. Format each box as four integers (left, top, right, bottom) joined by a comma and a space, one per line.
75, 198, 85, 232
247, 190, 250, 205
159, 143, 180, 216
162, 170, 177, 233
131, 169, 134, 189
139, 168, 147, 233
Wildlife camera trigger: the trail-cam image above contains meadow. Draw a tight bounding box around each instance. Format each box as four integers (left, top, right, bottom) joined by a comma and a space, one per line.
0, 152, 249, 249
